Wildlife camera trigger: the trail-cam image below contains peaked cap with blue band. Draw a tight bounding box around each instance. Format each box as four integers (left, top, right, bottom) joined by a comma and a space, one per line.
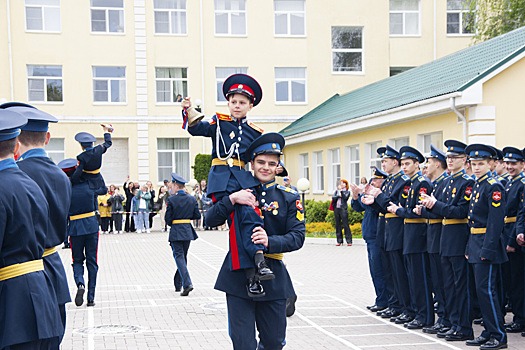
427, 144, 447, 164
75, 132, 97, 144
491, 147, 504, 161
4, 106, 58, 132
244, 132, 285, 163
400, 146, 425, 163
444, 139, 467, 156
171, 172, 187, 185
376, 145, 400, 160
502, 146, 524, 162
0, 101, 36, 110
371, 166, 388, 179
57, 158, 78, 170
0, 109, 28, 141
223, 73, 263, 107
465, 144, 496, 161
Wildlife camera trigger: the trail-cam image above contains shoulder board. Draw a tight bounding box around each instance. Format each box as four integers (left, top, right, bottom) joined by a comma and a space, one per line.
393, 173, 401, 179
521, 178, 525, 184
487, 178, 496, 185
462, 174, 471, 180
248, 122, 264, 134
277, 184, 298, 195
418, 176, 425, 182
216, 113, 232, 121
401, 174, 410, 181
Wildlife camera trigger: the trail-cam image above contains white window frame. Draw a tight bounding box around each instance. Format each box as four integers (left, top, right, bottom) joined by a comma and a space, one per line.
390, 137, 409, 150
299, 153, 309, 181
417, 131, 443, 154
345, 145, 360, 185
446, 0, 475, 36
389, 0, 421, 36
157, 138, 190, 182
367, 141, 382, 176
24, 0, 61, 32
274, 67, 307, 104
313, 151, 324, 194
155, 67, 188, 104
273, 0, 306, 37
215, 67, 248, 104
92, 66, 127, 104
27, 65, 63, 103
328, 148, 341, 193
90, 0, 125, 34
45, 138, 65, 164
154, 0, 187, 35
331, 26, 364, 74
214, 0, 247, 36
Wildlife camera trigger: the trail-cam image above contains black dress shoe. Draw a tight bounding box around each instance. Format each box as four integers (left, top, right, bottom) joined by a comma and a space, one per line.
175, 286, 182, 292
466, 335, 490, 346
381, 309, 400, 318
405, 319, 425, 329
473, 317, 483, 324
479, 338, 507, 349
437, 328, 454, 338
423, 323, 445, 334
257, 259, 275, 281
247, 278, 265, 298
521, 331, 525, 337
445, 331, 474, 341
505, 322, 525, 333
367, 304, 375, 310
370, 305, 387, 312
87, 300, 95, 307
180, 285, 194, 296
394, 314, 414, 324
75, 284, 85, 307
286, 295, 297, 317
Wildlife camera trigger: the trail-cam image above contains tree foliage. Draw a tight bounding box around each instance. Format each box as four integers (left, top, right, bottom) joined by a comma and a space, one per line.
192, 154, 212, 182
472, 0, 525, 42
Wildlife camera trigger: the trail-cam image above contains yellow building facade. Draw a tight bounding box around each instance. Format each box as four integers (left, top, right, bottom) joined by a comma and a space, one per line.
0, 0, 474, 184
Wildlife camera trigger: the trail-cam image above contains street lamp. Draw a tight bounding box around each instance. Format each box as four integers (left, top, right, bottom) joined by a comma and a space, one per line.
297, 178, 310, 220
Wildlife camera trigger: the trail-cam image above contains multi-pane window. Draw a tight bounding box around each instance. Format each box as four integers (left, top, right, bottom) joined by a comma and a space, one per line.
447, 0, 474, 35
391, 137, 409, 150
313, 151, 324, 192
345, 145, 360, 185
390, 0, 420, 35
158, 138, 190, 182
328, 148, 341, 193
275, 67, 306, 103
154, 0, 187, 34
27, 65, 63, 102
332, 26, 363, 73
45, 138, 64, 164
92, 66, 126, 103
299, 153, 309, 180
274, 0, 305, 36
419, 132, 443, 154
155, 67, 188, 103
368, 141, 382, 171
215, 0, 246, 35
25, 0, 61, 32
216, 67, 248, 102
91, 0, 124, 33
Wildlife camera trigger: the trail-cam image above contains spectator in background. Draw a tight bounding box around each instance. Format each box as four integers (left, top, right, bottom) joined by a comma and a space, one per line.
176, 94, 183, 103
191, 183, 203, 229
283, 176, 298, 191
146, 180, 156, 229
108, 184, 116, 233
124, 178, 137, 232
332, 179, 352, 246
109, 186, 125, 234
135, 185, 152, 233
98, 190, 112, 234
157, 186, 169, 232
359, 177, 368, 189
200, 186, 213, 230
131, 189, 139, 232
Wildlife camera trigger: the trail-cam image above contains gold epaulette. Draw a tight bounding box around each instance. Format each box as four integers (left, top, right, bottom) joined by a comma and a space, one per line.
248, 122, 264, 133
216, 113, 232, 121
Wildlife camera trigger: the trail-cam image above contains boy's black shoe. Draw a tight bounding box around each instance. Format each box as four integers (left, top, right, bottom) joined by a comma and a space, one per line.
286, 295, 297, 317
180, 285, 194, 296
256, 259, 275, 281
87, 300, 95, 307
75, 284, 85, 307
247, 278, 265, 298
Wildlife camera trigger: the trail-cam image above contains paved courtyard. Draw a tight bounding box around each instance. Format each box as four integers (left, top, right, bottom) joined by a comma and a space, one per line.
59, 225, 525, 350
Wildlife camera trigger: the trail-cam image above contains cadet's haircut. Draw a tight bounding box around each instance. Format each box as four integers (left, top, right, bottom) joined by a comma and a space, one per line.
0, 138, 18, 158
18, 130, 47, 146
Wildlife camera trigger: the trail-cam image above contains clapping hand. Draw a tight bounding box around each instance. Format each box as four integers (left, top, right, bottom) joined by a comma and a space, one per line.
387, 201, 400, 214
420, 193, 437, 209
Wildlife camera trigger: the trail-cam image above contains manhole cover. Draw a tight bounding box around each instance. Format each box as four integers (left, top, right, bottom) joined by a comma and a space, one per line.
201, 302, 227, 311
75, 325, 143, 335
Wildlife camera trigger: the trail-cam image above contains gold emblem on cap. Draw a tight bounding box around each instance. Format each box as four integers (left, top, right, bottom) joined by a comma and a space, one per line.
450, 147, 454, 151
238, 84, 243, 89
510, 153, 513, 157
272, 143, 277, 149
475, 151, 479, 156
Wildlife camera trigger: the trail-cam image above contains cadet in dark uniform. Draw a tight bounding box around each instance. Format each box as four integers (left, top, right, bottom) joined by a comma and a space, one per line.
418, 145, 451, 334
492, 148, 509, 186
165, 173, 201, 296
500, 147, 525, 333
0, 103, 72, 343
420, 140, 474, 341
464, 144, 508, 349
516, 158, 525, 337
387, 146, 434, 329
205, 133, 305, 350
60, 158, 101, 307
0, 110, 63, 349
71, 126, 113, 193
362, 145, 413, 324
350, 167, 389, 312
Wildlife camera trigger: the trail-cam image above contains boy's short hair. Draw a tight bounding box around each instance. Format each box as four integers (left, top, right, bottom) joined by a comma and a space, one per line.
0, 138, 18, 158
18, 130, 47, 146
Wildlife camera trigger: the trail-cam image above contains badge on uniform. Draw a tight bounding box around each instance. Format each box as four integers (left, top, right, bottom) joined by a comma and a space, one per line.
229, 131, 235, 139
464, 186, 472, 200
492, 191, 502, 207
402, 186, 409, 198
296, 200, 303, 211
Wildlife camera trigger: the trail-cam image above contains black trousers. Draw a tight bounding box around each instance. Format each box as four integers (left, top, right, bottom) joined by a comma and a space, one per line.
388, 249, 413, 316
334, 207, 352, 244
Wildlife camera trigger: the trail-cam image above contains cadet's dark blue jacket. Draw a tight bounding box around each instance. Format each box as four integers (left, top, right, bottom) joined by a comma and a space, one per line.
351, 195, 379, 241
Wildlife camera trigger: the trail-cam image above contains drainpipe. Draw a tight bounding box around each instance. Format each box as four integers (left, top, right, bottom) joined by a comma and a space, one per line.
6, 0, 14, 100
450, 97, 467, 143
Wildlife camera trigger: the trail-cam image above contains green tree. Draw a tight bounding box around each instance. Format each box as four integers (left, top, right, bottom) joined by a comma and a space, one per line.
192, 154, 212, 182
472, 0, 525, 42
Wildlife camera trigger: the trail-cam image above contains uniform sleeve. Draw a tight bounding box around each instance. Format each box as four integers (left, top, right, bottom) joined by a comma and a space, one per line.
516, 189, 525, 237
165, 199, 173, 226
187, 115, 215, 138
102, 132, 112, 152
204, 195, 235, 227
351, 195, 366, 212
192, 198, 201, 220
430, 180, 473, 218
267, 195, 305, 254
396, 181, 432, 218
0, 200, 6, 252
70, 159, 84, 184
482, 185, 505, 261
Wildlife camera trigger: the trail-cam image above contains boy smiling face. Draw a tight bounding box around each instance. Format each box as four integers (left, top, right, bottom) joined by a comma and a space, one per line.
228, 93, 253, 120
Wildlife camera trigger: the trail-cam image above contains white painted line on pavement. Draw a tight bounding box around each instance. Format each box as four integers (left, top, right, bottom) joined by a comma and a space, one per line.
149, 299, 157, 306
299, 306, 353, 309
317, 324, 390, 328
341, 332, 407, 338
87, 307, 94, 350
360, 342, 437, 348
308, 315, 374, 319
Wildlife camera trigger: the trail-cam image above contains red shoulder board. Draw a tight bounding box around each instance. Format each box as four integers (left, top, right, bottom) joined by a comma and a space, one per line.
419, 187, 428, 195
296, 200, 303, 211
216, 113, 232, 121
492, 191, 502, 201
248, 122, 264, 134
465, 186, 472, 196
403, 186, 410, 194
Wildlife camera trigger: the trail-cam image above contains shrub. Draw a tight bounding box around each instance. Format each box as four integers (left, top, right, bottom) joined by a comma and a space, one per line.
306, 222, 335, 237
305, 199, 330, 223
192, 154, 212, 183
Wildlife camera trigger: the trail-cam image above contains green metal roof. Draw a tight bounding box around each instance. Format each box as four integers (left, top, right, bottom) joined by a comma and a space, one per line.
281, 26, 525, 137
